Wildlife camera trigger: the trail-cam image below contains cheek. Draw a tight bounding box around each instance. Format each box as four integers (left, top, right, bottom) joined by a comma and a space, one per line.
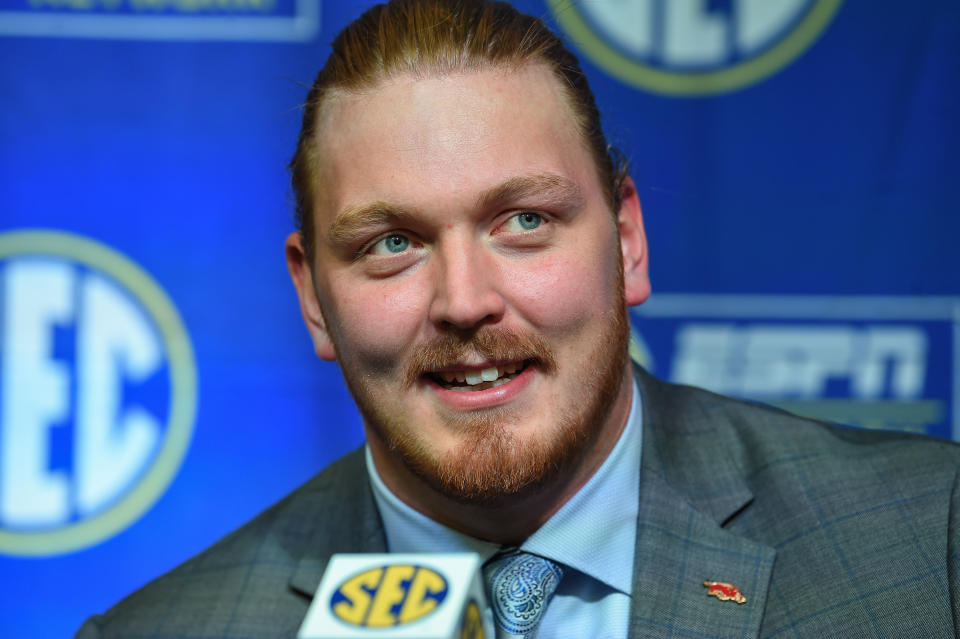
325, 278, 428, 367
503, 250, 618, 333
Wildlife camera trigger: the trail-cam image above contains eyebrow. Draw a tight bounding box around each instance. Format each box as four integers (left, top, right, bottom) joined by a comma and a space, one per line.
476, 173, 584, 211
327, 173, 584, 247
327, 203, 418, 248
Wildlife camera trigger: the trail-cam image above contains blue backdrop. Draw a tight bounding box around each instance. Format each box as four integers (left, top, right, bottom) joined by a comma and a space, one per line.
1, 1, 957, 636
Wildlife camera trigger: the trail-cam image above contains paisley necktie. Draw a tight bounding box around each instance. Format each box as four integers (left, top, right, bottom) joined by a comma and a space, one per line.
483, 550, 563, 639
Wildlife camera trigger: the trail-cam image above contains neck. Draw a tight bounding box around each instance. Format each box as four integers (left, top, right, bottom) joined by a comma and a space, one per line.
366, 362, 635, 544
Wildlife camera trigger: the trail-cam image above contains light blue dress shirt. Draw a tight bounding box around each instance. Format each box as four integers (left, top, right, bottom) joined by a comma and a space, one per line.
366, 380, 643, 638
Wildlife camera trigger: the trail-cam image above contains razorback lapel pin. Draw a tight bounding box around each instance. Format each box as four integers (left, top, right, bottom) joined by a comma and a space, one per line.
703, 581, 747, 604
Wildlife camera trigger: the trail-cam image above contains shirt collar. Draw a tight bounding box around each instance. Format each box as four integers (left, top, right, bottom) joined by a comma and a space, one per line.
367, 379, 642, 595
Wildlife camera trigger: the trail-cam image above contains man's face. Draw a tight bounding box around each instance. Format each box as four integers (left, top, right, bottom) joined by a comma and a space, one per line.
288, 64, 649, 505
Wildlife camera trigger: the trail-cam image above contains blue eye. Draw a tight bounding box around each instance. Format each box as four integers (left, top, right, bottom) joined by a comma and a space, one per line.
513, 212, 543, 230
371, 234, 410, 254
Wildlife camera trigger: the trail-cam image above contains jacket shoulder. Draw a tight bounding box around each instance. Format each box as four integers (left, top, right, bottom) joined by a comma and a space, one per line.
640, 371, 960, 635
640, 368, 960, 480
76, 447, 382, 639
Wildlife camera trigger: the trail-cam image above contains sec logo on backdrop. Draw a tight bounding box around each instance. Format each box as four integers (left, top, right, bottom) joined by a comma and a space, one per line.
549, 0, 843, 95
0, 229, 196, 556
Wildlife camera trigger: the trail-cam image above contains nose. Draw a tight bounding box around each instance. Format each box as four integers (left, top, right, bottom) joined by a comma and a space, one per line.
428, 238, 505, 331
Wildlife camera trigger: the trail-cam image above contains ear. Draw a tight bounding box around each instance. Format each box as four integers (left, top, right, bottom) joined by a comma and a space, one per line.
617, 176, 651, 306
285, 232, 337, 361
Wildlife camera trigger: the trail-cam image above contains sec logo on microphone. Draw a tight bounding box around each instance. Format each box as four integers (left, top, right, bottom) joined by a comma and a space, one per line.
330, 564, 450, 627
0, 229, 197, 557
460, 599, 485, 639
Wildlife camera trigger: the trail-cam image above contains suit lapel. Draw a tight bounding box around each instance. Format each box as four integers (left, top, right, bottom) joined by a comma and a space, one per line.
287, 448, 387, 599
630, 368, 775, 638
630, 470, 774, 638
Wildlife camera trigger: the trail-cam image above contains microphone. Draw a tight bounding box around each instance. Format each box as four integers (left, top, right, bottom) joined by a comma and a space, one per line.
298, 553, 492, 638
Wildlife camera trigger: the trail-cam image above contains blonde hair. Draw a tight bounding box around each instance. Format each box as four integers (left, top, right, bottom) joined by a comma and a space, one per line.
290, 0, 627, 263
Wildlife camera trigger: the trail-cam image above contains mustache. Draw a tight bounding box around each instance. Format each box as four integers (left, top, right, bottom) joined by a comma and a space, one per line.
404, 328, 558, 386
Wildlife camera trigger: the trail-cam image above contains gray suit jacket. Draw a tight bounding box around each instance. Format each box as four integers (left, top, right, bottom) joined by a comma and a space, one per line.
78, 368, 960, 638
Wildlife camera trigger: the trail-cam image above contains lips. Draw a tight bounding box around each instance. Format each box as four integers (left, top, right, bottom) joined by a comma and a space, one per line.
428, 361, 528, 391
424, 361, 536, 410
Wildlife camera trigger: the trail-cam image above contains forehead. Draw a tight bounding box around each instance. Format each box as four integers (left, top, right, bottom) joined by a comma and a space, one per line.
310, 64, 600, 222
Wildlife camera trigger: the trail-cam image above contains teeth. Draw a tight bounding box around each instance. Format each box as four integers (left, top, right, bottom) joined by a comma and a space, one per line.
433, 362, 526, 388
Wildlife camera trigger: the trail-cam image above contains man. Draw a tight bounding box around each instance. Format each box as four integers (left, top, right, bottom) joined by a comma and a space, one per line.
78, 1, 960, 637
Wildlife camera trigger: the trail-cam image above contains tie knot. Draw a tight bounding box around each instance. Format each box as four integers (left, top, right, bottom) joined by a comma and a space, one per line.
484, 551, 563, 638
